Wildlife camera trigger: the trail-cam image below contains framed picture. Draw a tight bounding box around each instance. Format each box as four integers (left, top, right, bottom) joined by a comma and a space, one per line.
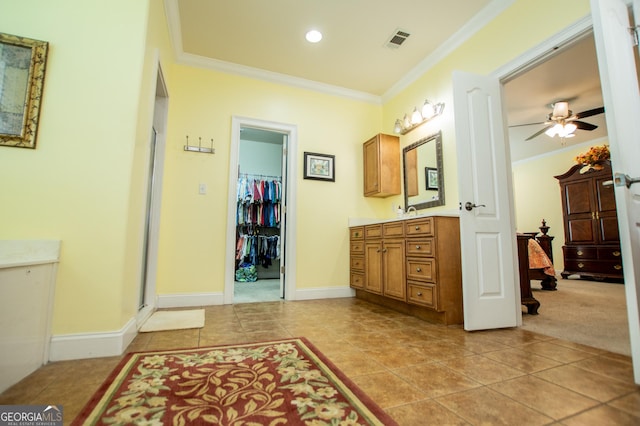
304, 152, 335, 182
425, 167, 438, 190
0, 32, 49, 149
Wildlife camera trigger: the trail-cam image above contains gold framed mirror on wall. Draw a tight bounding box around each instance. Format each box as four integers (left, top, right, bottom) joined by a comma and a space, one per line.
0, 32, 49, 149
402, 131, 445, 211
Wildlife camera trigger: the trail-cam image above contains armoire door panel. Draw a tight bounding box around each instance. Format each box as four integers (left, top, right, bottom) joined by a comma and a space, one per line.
599, 216, 620, 243
565, 181, 593, 215
568, 219, 595, 243
596, 177, 617, 212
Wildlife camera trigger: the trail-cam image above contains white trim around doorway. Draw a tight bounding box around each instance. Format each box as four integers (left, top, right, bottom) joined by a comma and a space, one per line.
224, 116, 298, 304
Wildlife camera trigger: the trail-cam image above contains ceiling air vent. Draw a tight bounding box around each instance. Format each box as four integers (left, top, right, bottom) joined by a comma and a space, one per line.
386, 29, 411, 49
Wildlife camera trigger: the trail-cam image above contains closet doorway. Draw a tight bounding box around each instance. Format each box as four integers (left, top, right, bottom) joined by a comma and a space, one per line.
224, 117, 298, 304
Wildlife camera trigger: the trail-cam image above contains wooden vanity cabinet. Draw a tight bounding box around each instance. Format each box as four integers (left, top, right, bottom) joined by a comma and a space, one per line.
363, 222, 406, 300
349, 226, 365, 289
363, 133, 401, 197
350, 216, 462, 325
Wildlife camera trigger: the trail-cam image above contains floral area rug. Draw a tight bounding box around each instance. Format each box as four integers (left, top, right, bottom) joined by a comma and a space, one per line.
72, 337, 397, 425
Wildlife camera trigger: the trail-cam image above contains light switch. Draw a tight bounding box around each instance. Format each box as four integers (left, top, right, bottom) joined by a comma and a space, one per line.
199, 183, 207, 195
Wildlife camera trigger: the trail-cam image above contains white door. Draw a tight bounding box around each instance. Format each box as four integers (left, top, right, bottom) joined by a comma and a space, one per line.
453, 71, 521, 331
591, 0, 640, 384
279, 133, 288, 298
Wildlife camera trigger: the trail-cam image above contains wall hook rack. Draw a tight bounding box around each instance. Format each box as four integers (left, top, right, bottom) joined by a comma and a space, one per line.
184, 136, 215, 154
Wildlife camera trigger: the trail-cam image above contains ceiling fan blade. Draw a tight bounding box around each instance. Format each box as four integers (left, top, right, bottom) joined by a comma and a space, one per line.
525, 125, 553, 141
575, 106, 604, 119
508, 121, 546, 128
574, 120, 598, 131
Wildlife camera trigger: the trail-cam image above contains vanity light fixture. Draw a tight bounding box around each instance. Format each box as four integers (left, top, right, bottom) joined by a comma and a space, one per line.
393, 99, 444, 135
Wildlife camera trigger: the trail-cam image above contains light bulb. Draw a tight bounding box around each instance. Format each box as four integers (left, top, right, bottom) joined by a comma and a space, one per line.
305, 30, 322, 43
422, 100, 435, 119
403, 114, 411, 128
393, 119, 403, 134
410, 107, 422, 124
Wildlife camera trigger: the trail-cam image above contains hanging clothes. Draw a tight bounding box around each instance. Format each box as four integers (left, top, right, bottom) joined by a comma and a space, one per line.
236, 175, 282, 228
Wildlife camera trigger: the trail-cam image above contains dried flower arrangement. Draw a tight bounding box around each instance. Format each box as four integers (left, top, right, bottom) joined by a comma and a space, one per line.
575, 144, 610, 165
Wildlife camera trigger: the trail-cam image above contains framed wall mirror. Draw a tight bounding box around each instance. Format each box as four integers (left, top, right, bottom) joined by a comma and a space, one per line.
402, 131, 444, 211
0, 32, 49, 149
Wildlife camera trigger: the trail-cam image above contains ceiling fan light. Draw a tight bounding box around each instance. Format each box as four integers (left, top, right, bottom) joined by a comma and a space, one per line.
564, 122, 577, 134
546, 123, 562, 137
553, 101, 569, 118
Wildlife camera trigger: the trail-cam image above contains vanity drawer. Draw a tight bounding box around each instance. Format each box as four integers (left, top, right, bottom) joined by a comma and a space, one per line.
383, 221, 405, 238
350, 256, 364, 271
350, 272, 364, 289
365, 224, 382, 239
350, 226, 364, 240
404, 217, 434, 237
407, 282, 437, 309
350, 241, 364, 254
406, 258, 436, 282
405, 238, 434, 257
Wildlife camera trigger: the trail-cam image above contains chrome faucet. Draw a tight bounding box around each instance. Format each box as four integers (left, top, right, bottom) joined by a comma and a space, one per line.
406, 206, 417, 216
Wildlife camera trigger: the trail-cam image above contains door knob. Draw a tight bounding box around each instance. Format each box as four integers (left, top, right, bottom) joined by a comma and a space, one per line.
610, 173, 640, 188
464, 202, 486, 211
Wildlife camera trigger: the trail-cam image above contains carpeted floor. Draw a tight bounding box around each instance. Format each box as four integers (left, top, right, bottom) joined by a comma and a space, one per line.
522, 277, 630, 356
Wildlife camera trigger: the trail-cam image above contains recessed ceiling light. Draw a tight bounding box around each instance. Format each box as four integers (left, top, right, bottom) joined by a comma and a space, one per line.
305, 30, 322, 43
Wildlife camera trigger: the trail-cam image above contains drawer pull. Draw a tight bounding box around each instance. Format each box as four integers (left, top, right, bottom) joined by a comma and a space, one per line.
417, 292, 423, 296
355, 232, 360, 237
613, 251, 621, 257
578, 263, 584, 269
577, 250, 583, 256
416, 267, 422, 272
614, 265, 622, 270
415, 226, 420, 230
416, 245, 421, 249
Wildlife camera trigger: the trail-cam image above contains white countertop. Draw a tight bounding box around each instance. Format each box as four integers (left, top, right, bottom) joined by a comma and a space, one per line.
0, 240, 61, 269
348, 210, 459, 227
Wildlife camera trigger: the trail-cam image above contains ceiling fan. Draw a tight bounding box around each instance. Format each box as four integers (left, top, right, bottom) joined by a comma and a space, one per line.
512, 101, 605, 141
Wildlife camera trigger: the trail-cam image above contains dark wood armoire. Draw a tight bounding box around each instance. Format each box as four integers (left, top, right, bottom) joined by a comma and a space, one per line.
554, 160, 624, 282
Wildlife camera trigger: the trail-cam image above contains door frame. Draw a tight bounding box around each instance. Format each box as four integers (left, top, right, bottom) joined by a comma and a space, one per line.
224, 116, 298, 304
137, 57, 168, 326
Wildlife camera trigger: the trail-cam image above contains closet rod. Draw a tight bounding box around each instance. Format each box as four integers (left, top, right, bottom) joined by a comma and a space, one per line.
239, 173, 281, 180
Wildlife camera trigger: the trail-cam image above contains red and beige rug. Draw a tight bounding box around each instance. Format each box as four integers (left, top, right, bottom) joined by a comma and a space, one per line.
73, 337, 397, 425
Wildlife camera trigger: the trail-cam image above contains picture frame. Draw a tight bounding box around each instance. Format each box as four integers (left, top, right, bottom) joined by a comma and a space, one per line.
304, 152, 335, 182
0, 32, 49, 149
425, 167, 438, 190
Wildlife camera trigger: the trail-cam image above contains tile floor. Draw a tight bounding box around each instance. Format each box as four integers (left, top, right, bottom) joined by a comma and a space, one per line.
1, 297, 639, 425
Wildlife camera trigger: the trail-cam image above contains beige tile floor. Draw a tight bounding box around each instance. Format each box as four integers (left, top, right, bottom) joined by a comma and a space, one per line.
2, 297, 640, 425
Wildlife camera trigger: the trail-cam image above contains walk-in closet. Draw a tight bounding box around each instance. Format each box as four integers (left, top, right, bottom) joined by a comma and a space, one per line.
234, 127, 286, 303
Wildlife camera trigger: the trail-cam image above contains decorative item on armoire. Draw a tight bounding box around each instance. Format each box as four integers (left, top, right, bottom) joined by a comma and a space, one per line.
575, 144, 610, 173
0, 32, 49, 149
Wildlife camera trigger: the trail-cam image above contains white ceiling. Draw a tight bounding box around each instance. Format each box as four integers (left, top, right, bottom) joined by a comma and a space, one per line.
167, 1, 606, 161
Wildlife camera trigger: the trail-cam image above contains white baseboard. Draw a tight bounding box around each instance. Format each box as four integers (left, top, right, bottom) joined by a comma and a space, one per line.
48, 288, 351, 361
49, 317, 137, 361
157, 292, 224, 308
293, 286, 355, 300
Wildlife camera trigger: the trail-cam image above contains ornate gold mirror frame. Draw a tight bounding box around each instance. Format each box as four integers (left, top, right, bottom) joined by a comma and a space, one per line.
0, 32, 48, 149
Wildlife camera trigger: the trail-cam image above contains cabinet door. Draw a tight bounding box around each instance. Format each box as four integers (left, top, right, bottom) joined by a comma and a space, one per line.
364, 241, 383, 294
363, 138, 380, 196
595, 176, 620, 244
382, 239, 406, 301
562, 181, 597, 244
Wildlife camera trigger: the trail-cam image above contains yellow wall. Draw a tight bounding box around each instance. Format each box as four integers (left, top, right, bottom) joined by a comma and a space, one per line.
155, 66, 381, 293
0, 0, 150, 333
383, 0, 592, 215
1, 0, 598, 339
